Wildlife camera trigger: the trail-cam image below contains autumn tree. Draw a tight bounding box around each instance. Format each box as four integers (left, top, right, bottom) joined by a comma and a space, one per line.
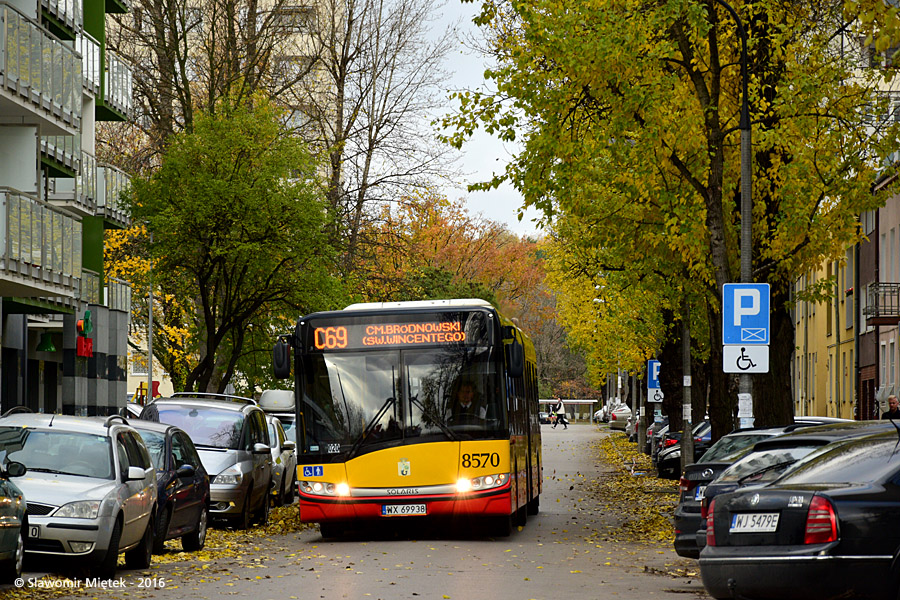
445, 0, 900, 437
123, 96, 341, 393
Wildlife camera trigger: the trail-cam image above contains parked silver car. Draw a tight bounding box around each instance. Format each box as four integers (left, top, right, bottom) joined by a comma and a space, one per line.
141, 395, 272, 529
266, 415, 297, 506
0, 413, 157, 579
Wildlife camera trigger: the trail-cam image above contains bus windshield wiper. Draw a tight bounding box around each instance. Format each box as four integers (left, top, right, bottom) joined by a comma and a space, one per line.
347, 397, 396, 459
737, 460, 797, 485
408, 395, 458, 441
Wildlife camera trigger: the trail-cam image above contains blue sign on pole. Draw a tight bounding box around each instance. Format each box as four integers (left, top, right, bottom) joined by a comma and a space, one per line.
723, 283, 770, 345
647, 360, 661, 389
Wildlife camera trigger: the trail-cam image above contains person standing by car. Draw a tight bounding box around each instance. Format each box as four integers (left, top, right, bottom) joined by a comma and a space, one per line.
882, 395, 900, 420
551, 396, 568, 430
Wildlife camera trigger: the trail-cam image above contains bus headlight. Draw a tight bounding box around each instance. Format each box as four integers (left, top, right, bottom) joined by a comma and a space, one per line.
457, 473, 509, 494
300, 480, 350, 497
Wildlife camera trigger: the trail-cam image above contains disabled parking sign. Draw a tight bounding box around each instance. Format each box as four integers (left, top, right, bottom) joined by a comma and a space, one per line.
722, 283, 770, 345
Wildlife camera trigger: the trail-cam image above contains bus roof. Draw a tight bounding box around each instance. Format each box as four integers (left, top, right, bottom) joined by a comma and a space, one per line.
344, 299, 493, 311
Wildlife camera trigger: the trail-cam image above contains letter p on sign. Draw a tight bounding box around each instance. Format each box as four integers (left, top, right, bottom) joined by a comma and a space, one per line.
734, 289, 760, 326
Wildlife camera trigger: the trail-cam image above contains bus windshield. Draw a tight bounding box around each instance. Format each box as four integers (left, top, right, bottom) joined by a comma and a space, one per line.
300, 346, 507, 458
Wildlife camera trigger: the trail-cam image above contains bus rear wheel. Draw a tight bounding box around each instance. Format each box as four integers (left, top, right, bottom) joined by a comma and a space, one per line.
527, 495, 540, 515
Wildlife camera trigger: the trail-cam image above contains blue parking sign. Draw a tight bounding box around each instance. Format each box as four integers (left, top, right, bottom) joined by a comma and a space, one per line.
647, 360, 661, 389
723, 283, 770, 345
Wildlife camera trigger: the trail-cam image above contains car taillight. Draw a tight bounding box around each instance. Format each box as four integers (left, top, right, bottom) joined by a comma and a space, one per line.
804, 495, 837, 544
611, 413, 617, 421
664, 438, 678, 447
700, 497, 709, 519
679, 477, 692, 494
705, 499, 716, 547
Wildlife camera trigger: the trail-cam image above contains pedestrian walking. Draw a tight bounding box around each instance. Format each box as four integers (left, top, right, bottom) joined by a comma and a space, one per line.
551, 396, 568, 429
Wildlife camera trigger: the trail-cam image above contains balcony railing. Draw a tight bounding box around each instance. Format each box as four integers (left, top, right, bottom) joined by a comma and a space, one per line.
81, 267, 99, 303
106, 276, 131, 313
41, 132, 81, 173
79, 31, 99, 95
46, 149, 95, 216
79, 150, 96, 201
865, 282, 900, 325
41, 0, 82, 37
0, 2, 83, 130
0, 187, 82, 291
104, 47, 131, 117
97, 163, 130, 226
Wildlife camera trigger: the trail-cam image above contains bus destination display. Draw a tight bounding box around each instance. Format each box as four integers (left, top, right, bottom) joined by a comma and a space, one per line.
314, 321, 466, 350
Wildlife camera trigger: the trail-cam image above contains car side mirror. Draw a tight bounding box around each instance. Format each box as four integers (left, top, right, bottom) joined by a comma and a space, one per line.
4, 461, 26, 478
127, 466, 146, 481
175, 464, 196, 479
253, 443, 271, 455
282, 441, 295, 452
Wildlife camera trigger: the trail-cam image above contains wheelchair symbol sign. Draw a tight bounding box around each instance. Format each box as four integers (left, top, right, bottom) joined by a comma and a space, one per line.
723, 345, 769, 373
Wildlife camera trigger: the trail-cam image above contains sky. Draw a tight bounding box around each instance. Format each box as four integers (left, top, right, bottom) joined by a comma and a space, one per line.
430, 1, 545, 238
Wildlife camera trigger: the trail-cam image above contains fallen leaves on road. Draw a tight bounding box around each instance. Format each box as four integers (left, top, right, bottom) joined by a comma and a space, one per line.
593, 433, 679, 545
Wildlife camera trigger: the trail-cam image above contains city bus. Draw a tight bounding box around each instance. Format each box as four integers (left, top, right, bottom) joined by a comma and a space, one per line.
272, 299, 541, 536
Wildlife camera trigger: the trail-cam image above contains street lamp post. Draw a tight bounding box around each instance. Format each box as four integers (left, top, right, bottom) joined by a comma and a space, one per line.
716, 0, 754, 415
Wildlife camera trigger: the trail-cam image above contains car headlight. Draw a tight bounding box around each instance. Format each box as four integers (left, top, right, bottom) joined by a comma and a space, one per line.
56, 500, 101, 519
213, 465, 243, 485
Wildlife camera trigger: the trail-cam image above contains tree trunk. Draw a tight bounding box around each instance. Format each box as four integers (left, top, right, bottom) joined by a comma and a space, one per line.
751, 285, 795, 426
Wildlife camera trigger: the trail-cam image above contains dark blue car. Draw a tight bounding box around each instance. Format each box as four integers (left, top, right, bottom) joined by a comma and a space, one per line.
131, 421, 210, 552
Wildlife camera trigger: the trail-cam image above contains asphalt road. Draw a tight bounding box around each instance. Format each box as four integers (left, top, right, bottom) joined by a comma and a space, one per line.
10, 424, 711, 600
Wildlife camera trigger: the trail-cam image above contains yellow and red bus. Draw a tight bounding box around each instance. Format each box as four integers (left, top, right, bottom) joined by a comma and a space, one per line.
272, 299, 541, 536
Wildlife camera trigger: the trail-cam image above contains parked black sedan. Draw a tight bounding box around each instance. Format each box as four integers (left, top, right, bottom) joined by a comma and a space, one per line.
700, 429, 900, 600
674, 417, 856, 559
131, 421, 210, 552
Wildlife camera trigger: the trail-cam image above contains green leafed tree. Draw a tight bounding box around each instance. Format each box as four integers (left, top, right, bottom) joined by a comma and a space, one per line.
125, 95, 343, 393
445, 0, 900, 437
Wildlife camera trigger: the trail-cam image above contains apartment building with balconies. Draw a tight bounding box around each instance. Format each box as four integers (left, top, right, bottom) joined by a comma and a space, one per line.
0, 0, 134, 414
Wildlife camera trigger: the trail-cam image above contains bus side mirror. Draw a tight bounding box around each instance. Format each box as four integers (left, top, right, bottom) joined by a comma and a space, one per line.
273, 340, 291, 379
506, 338, 524, 378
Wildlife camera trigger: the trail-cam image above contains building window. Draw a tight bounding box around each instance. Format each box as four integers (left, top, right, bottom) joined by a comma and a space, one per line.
272, 6, 316, 32
131, 352, 149, 376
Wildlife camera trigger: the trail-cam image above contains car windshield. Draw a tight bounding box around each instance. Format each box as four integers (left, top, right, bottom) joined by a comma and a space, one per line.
300, 346, 506, 457
698, 433, 774, 463
776, 435, 900, 485
136, 429, 166, 470
0, 428, 113, 479
155, 406, 245, 449
716, 444, 822, 484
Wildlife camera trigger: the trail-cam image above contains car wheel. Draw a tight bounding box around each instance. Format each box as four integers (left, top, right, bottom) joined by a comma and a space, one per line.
152, 507, 171, 554
0, 528, 24, 583
125, 517, 154, 569
284, 471, 296, 505
182, 505, 208, 551
275, 473, 286, 507
254, 489, 270, 526
92, 520, 121, 580
235, 495, 252, 530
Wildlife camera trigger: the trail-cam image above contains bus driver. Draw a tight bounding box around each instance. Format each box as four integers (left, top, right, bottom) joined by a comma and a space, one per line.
449, 381, 486, 424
